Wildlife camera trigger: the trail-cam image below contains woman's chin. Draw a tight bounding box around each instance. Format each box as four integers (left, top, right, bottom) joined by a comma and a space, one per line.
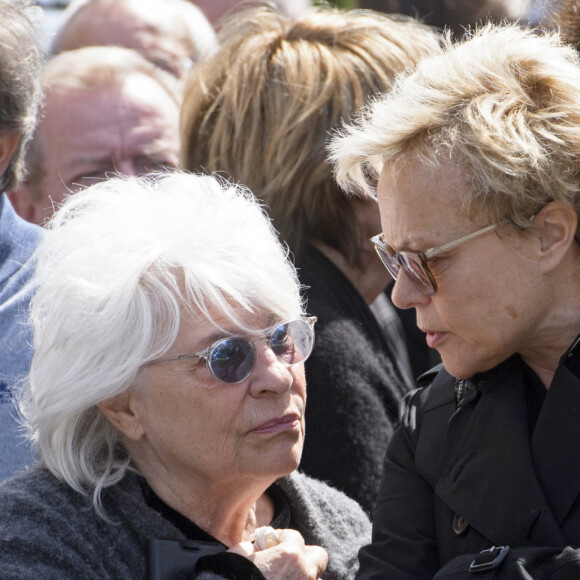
264, 441, 303, 478
441, 352, 502, 380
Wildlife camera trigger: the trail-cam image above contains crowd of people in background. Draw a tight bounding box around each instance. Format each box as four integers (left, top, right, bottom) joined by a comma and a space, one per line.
2, 0, 580, 578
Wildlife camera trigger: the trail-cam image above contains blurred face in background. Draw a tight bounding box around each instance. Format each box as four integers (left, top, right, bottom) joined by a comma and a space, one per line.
11, 72, 180, 224
54, 0, 216, 78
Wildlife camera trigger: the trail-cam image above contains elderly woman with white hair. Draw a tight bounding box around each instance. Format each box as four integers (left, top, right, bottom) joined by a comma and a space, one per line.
0, 172, 369, 579
331, 24, 580, 580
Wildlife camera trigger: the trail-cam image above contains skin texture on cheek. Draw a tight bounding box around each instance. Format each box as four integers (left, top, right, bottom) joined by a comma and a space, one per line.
506, 304, 518, 319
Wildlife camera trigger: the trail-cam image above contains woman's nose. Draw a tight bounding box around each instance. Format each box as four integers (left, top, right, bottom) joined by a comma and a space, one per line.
391, 269, 431, 310
248, 339, 294, 397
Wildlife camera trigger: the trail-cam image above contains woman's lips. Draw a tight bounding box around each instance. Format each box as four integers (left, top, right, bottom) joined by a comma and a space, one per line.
425, 330, 447, 349
251, 413, 301, 435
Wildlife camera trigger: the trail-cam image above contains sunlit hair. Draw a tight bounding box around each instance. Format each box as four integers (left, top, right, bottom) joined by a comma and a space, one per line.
330, 24, 580, 233
0, 0, 43, 192
24, 45, 180, 200
18, 171, 304, 516
180, 5, 439, 264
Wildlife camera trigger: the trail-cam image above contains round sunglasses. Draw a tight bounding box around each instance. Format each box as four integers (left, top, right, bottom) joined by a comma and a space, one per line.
148, 317, 317, 384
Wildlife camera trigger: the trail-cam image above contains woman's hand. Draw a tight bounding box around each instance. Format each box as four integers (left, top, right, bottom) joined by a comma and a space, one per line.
229, 528, 328, 579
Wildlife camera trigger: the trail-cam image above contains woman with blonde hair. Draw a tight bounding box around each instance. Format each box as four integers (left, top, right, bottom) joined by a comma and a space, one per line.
180, 4, 439, 515
331, 23, 580, 579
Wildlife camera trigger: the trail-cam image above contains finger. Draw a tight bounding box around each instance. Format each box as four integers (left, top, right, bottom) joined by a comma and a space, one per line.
275, 528, 305, 547
306, 545, 328, 578
229, 541, 256, 558
254, 526, 280, 550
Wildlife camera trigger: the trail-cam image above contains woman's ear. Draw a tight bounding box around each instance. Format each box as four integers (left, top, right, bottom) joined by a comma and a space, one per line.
98, 391, 145, 441
533, 201, 578, 272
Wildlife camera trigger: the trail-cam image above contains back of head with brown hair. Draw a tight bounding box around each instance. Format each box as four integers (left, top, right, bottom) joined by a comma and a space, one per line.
180, 5, 439, 264
548, 0, 580, 50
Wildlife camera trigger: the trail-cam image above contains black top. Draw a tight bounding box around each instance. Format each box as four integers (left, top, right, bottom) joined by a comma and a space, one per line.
142, 479, 293, 579
296, 244, 411, 515
142, 479, 293, 542
357, 333, 580, 579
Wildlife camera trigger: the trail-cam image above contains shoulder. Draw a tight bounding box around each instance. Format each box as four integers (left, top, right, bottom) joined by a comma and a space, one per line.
278, 472, 370, 580
278, 470, 371, 543
0, 466, 72, 503
0, 468, 171, 576
0, 467, 100, 574
0, 466, 93, 529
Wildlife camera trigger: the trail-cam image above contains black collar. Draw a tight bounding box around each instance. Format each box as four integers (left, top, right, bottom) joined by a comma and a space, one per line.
140, 478, 292, 543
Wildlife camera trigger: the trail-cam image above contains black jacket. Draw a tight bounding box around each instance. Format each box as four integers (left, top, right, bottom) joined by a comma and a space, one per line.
297, 245, 410, 515
357, 336, 580, 579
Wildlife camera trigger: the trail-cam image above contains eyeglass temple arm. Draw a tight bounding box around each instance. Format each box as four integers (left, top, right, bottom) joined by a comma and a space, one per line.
148, 352, 205, 365
422, 223, 498, 260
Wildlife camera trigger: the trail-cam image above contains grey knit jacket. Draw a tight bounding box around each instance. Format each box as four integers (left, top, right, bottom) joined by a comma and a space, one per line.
0, 467, 370, 579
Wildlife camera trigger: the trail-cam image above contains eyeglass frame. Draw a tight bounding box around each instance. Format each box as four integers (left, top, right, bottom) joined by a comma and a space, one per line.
370, 223, 501, 295
147, 316, 317, 383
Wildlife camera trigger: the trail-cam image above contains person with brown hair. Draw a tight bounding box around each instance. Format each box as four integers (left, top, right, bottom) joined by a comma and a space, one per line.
180, 4, 440, 514
546, 0, 580, 48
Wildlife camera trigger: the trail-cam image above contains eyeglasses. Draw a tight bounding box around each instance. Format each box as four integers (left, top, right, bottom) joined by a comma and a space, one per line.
148, 317, 317, 384
370, 223, 500, 296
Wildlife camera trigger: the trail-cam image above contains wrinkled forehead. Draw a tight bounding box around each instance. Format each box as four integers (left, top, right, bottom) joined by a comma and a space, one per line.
377, 157, 471, 247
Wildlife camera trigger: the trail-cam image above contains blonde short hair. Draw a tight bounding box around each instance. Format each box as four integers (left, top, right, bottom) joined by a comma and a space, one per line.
181, 5, 439, 264
330, 24, 580, 233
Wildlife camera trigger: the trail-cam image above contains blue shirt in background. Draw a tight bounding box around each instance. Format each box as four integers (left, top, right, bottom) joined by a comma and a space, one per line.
0, 193, 41, 481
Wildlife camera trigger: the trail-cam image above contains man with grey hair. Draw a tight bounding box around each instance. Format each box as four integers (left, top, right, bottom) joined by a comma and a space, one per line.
9, 45, 181, 225
0, 0, 44, 481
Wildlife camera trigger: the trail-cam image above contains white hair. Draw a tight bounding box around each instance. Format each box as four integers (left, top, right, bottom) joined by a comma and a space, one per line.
18, 171, 303, 513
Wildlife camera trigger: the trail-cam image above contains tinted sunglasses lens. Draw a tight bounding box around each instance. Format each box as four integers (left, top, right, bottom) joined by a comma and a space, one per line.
270, 319, 315, 365
208, 338, 254, 383
399, 254, 434, 295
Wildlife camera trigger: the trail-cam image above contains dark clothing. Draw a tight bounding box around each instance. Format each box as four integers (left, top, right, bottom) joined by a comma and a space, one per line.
0, 467, 370, 579
142, 478, 291, 580
142, 478, 292, 542
357, 336, 580, 579
297, 245, 411, 515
